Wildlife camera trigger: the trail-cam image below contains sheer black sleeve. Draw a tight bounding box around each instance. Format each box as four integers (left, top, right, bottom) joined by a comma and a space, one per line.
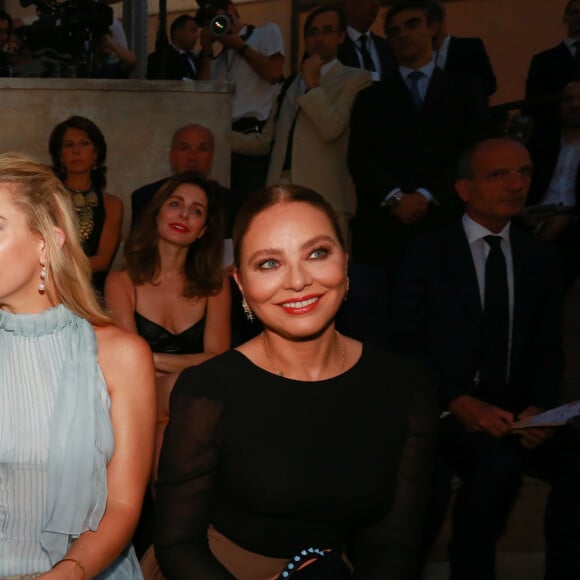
154, 369, 234, 579
350, 364, 439, 579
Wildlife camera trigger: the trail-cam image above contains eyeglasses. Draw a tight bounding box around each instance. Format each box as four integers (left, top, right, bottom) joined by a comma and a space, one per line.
304, 26, 340, 38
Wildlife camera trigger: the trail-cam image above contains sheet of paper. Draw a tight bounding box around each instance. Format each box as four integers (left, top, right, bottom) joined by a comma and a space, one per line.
512, 399, 580, 430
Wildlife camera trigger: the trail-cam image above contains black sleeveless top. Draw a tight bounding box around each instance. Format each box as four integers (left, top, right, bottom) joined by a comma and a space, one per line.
134, 312, 205, 354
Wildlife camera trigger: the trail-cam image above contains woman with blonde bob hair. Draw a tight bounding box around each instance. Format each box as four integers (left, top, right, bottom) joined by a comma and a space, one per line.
0, 153, 156, 579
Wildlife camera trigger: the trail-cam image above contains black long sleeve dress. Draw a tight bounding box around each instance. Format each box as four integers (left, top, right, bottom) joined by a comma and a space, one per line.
155, 345, 438, 579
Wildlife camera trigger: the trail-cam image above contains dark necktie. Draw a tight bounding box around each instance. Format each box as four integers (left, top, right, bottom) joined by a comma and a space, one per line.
359, 35, 376, 72
407, 70, 424, 110
480, 235, 509, 389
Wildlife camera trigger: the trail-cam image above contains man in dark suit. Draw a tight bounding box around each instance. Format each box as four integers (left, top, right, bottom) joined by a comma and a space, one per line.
427, 0, 496, 98
348, 0, 487, 271
525, 80, 580, 286
526, 0, 580, 134
338, 0, 395, 81
147, 14, 199, 80
392, 137, 580, 580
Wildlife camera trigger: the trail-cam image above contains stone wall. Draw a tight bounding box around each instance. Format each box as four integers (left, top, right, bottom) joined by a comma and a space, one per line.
0, 77, 233, 264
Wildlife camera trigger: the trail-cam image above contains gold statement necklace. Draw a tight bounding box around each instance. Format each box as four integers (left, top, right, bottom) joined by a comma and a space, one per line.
66, 184, 99, 242
261, 330, 346, 378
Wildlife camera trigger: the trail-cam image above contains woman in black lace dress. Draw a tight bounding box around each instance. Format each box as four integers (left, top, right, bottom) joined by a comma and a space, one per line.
49, 115, 123, 296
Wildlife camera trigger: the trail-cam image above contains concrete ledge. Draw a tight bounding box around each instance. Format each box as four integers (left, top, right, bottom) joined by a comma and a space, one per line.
0, 77, 235, 262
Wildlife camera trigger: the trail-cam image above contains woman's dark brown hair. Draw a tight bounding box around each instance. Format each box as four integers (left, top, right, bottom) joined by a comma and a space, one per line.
125, 172, 225, 297
48, 115, 108, 191
232, 184, 346, 269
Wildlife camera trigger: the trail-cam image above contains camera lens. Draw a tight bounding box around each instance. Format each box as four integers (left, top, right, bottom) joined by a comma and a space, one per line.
210, 14, 231, 36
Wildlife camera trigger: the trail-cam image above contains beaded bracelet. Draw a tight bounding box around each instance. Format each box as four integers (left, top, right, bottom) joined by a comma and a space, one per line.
278, 547, 327, 578
52, 557, 86, 580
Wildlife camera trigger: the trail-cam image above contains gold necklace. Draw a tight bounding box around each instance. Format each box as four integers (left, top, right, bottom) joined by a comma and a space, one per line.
66, 184, 99, 242
261, 330, 345, 378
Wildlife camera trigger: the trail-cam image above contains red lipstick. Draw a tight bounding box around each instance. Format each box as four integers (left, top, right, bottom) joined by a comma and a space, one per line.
278, 294, 321, 315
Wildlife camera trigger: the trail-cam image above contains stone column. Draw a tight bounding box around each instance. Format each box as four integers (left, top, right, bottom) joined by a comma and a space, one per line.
123, 0, 148, 79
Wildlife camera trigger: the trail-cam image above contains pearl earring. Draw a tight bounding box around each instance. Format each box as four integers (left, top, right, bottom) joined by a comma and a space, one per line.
39, 258, 47, 293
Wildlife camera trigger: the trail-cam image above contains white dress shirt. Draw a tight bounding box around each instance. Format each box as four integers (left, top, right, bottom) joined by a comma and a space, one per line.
541, 139, 580, 208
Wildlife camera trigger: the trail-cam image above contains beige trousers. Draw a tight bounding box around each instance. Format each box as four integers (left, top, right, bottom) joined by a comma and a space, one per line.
140, 525, 287, 580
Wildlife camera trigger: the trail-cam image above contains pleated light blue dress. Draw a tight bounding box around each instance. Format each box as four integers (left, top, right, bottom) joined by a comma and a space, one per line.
0, 305, 142, 579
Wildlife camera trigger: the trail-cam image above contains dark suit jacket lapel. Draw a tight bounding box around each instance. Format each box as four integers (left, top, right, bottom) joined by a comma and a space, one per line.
445, 221, 482, 319
395, 71, 419, 112
444, 36, 458, 70
556, 41, 576, 66
338, 36, 359, 69
509, 227, 532, 370
371, 33, 395, 80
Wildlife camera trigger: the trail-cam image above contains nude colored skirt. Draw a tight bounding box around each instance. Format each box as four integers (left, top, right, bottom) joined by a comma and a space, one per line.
140, 525, 289, 580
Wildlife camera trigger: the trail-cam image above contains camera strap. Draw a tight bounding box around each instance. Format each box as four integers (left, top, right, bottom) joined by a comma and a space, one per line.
240, 25, 255, 42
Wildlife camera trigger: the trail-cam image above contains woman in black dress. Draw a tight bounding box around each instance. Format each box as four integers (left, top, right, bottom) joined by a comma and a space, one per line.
105, 173, 231, 562
49, 115, 123, 295
154, 185, 438, 579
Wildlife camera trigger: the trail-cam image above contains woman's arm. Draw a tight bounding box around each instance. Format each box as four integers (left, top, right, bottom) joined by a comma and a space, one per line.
101, 32, 138, 75
90, 192, 123, 275
44, 327, 156, 579
350, 365, 439, 579
103, 270, 138, 333
153, 272, 232, 373
155, 367, 234, 579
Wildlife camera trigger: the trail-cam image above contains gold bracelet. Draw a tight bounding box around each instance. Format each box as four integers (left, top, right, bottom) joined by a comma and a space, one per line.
52, 557, 86, 580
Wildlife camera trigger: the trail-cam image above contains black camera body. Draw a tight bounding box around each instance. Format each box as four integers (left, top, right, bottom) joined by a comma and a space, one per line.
16, 0, 113, 76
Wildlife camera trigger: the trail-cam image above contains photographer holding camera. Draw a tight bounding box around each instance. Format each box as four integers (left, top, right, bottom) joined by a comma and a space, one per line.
196, 0, 284, 199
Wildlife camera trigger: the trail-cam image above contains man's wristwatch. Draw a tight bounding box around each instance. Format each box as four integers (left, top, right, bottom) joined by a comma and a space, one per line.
382, 192, 403, 209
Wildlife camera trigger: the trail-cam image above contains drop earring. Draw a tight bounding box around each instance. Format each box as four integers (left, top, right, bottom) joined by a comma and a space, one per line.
241, 296, 254, 322
344, 276, 350, 301
39, 258, 47, 293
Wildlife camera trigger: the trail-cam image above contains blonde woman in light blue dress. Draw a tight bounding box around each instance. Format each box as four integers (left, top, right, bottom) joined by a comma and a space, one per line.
0, 153, 156, 580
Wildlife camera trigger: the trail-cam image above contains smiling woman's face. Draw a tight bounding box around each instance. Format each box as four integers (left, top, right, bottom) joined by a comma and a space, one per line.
235, 201, 348, 339
156, 183, 208, 247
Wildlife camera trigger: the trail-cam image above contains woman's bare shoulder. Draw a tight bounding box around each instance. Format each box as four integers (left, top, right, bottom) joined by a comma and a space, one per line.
94, 324, 153, 376
102, 191, 124, 211
106, 269, 133, 289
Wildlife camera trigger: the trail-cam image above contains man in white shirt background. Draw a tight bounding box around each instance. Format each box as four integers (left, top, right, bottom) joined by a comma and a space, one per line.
196, 0, 284, 199
526, 80, 580, 286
